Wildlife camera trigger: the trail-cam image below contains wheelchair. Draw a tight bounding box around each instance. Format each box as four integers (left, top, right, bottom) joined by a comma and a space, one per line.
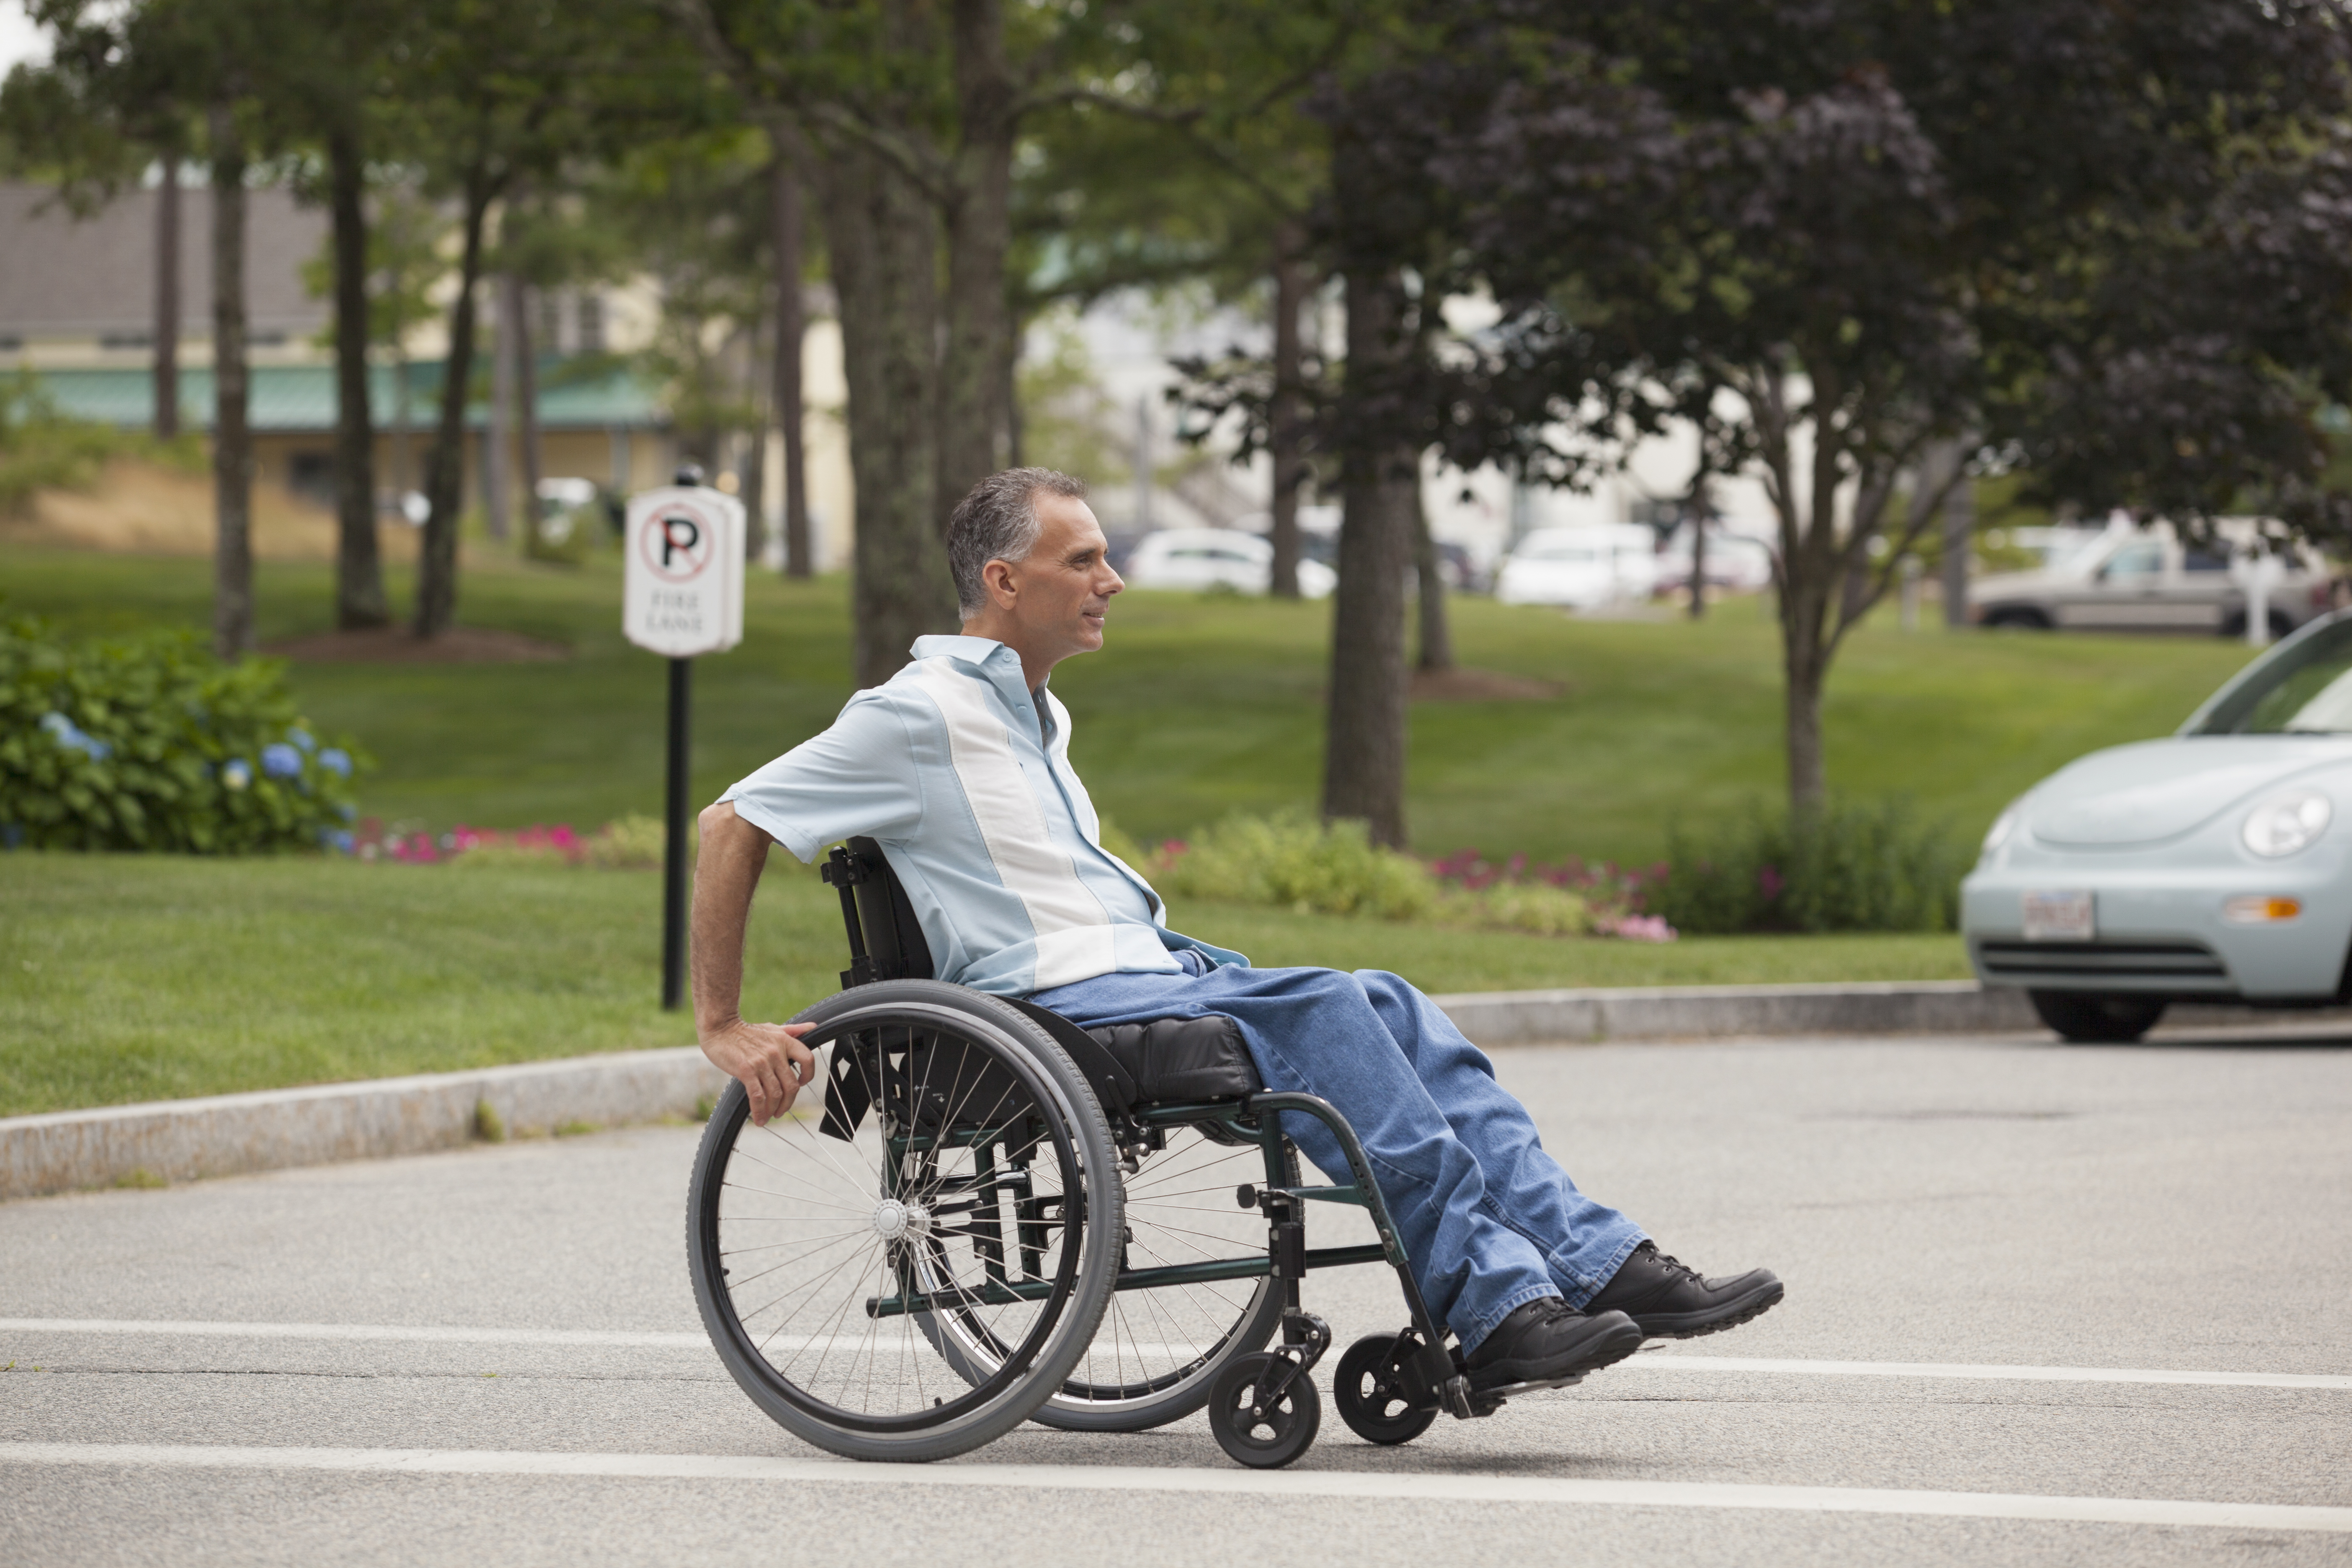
686, 838, 1553, 1467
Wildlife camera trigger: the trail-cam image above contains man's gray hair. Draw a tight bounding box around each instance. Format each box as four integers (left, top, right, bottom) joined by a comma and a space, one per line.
947, 467, 1088, 618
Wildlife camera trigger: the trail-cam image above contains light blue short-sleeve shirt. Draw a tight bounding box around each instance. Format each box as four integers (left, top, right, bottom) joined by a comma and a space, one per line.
721, 635, 1246, 996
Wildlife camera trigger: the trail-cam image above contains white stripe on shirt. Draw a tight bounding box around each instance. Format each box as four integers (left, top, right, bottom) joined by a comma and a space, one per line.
910, 659, 1117, 988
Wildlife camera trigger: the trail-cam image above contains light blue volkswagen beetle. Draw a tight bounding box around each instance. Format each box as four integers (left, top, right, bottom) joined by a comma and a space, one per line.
1964, 609, 2352, 1041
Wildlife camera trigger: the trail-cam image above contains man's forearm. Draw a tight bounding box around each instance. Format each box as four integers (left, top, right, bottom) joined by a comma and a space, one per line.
690, 802, 771, 1037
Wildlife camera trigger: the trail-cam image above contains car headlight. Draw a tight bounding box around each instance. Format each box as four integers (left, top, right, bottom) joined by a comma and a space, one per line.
1981, 807, 2018, 856
2242, 791, 2333, 857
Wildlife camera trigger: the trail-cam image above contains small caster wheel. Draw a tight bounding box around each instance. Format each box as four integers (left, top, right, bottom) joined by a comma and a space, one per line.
1334, 1333, 1438, 1446
1207, 1351, 1320, 1468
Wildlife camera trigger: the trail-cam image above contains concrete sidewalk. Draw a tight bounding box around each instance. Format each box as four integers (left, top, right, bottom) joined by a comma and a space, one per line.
7, 980, 2347, 1201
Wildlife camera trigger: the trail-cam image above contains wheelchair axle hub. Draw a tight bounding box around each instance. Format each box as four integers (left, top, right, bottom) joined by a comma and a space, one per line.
869, 1198, 932, 1242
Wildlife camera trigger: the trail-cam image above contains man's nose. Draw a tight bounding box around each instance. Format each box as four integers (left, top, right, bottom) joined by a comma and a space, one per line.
1102, 566, 1124, 595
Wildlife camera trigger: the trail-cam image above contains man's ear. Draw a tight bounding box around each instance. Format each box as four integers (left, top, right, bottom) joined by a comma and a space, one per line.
982, 556, 1019, 608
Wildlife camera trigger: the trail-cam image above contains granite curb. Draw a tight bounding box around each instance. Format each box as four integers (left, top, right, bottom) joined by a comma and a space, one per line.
9, 981, 2349, 1200
1, 1047, 726, 1202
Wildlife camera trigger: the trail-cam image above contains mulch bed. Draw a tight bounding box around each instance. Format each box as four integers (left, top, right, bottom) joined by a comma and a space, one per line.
1409, 666, 1565, 701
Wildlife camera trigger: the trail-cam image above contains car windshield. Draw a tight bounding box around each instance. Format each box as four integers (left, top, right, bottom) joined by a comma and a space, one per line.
2191, 617, 2352, 734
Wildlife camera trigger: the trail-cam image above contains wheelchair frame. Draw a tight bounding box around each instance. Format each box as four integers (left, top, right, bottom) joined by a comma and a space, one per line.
685, 837, 1531, 1468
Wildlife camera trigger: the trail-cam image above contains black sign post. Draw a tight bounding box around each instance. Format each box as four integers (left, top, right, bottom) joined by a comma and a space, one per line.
662, 652, 692, 1011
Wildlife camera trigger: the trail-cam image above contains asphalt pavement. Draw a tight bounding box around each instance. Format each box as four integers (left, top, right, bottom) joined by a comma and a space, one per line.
5, 1030, 2350, 1567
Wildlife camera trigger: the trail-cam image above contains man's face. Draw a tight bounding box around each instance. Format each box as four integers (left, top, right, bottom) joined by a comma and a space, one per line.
994, 493, 1123, 665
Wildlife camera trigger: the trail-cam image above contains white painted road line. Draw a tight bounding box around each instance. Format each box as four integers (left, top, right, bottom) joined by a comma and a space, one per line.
3, 1442, 2347, 1534
0, 1319, 708, 1349
5, 1319, 2348, 1391
1625, 1352, 2352, 1392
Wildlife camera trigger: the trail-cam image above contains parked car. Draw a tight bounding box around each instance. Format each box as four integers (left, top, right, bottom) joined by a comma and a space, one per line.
1969, 529, 2331, 637
1655, 523, 1778, 594
1122, 528, 1337, 598
1494, 528, 1622, 609
1962, 609, 2352, 1041
1495, 526, 1658, 608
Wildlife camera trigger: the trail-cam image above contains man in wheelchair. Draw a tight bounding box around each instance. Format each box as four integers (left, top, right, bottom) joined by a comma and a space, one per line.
691, 467, 1780, 1407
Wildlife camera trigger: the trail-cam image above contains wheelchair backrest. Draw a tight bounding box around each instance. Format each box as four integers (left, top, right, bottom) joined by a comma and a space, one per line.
821, 837, 936, 988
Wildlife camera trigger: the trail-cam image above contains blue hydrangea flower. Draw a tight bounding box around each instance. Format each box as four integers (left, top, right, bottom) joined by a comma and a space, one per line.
287, 728, 316, 753
318, 748, 352, 778
261, 743, 303, 779
39, 711, 111, 762
223, 758, 253, 791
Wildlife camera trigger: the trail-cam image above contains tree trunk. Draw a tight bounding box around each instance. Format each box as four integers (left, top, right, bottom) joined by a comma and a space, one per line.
513, 278, 542, 549
328, 126, 387, 629
486, 269, 516, 541
153, 152, 179, 440
414, 174, 494, 639
741, 371, 767, 562
1411, 479, 1452, 673
769, 136, 811, 578
1942, 445, 1973, 628
822, 141, 953, 687
389, 351, 413, 499
208, 106, 253, 661
1321, 264, 1416, 848
1779, 562, 1832, 812
937, 0, 1015, 521
1002, 316, 1023, 467
1687, 476, 1708, 620
1268, 222, 1306, 599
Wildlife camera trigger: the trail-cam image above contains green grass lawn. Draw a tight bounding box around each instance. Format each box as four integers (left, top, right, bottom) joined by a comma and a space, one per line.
0, 850, 1967, 1117
2, 542, 2241, 1112
3, 543, 2259, 862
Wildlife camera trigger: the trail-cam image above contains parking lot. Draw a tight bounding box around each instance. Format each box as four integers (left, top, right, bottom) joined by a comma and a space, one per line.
5, 1030, 2349, 1567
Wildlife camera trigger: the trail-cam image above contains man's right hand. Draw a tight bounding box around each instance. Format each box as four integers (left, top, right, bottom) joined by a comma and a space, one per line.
699, 1018, 817, 1125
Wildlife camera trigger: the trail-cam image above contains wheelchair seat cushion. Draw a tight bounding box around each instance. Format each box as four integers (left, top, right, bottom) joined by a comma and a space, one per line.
1086, 1014, 1262, 1104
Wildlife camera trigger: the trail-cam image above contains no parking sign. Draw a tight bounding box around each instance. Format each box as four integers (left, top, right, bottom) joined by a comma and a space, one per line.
624, 480, 748, 1013
624, 486, 745, 656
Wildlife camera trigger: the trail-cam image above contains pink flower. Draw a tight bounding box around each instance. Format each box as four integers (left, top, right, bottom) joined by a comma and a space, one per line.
1758, 864, 1785, 901
1609, 913, 1678, 943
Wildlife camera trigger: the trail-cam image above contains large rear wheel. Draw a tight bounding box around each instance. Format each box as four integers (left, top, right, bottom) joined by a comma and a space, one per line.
686, 981, 1122, 1462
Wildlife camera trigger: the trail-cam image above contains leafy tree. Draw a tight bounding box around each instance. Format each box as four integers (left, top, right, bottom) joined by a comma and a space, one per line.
394, 0, 705, 637
1336, 0, 2352, 811
3, 2, 192, 443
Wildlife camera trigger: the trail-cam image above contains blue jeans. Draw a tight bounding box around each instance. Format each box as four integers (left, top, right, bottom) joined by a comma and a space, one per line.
1031, 957, 1647, 1351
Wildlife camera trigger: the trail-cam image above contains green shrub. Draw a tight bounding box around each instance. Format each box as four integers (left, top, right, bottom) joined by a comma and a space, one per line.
1434, 879, 1593, 937
0, 616, 370, 853
1153, 812, 1437, 920
1652, 797, 1964, 935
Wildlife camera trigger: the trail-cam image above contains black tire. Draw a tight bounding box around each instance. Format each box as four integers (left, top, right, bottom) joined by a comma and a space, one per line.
1982, 607, 2053, 631
2028, 990, 2168, 1044
2220, 610, 2298, 641
1207, 1351, 1321, 1469
686, 980, 1122, 1462
1016, 1135, 1295, 1433
1333, 1333, 1439, 1446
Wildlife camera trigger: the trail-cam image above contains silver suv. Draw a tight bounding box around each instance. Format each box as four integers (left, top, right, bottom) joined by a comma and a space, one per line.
1968, 530, 2333, 637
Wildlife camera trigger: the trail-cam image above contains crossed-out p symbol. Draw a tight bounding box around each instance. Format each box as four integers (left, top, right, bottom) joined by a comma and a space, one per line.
660, 514, 701, 567
642, 507, 710, 582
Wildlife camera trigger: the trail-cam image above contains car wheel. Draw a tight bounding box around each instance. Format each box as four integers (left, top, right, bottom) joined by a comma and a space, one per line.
2218, 610, 2299, 640
2027, 990, 2168, 1044
1981, 607, 2053, 631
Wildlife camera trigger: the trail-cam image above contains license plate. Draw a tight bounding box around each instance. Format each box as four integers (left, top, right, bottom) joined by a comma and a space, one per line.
2022, 890, 2095, 941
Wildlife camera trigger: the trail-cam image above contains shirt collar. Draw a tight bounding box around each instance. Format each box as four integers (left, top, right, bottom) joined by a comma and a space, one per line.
910, 633, 1015, 668
911, 634, 1050, 724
